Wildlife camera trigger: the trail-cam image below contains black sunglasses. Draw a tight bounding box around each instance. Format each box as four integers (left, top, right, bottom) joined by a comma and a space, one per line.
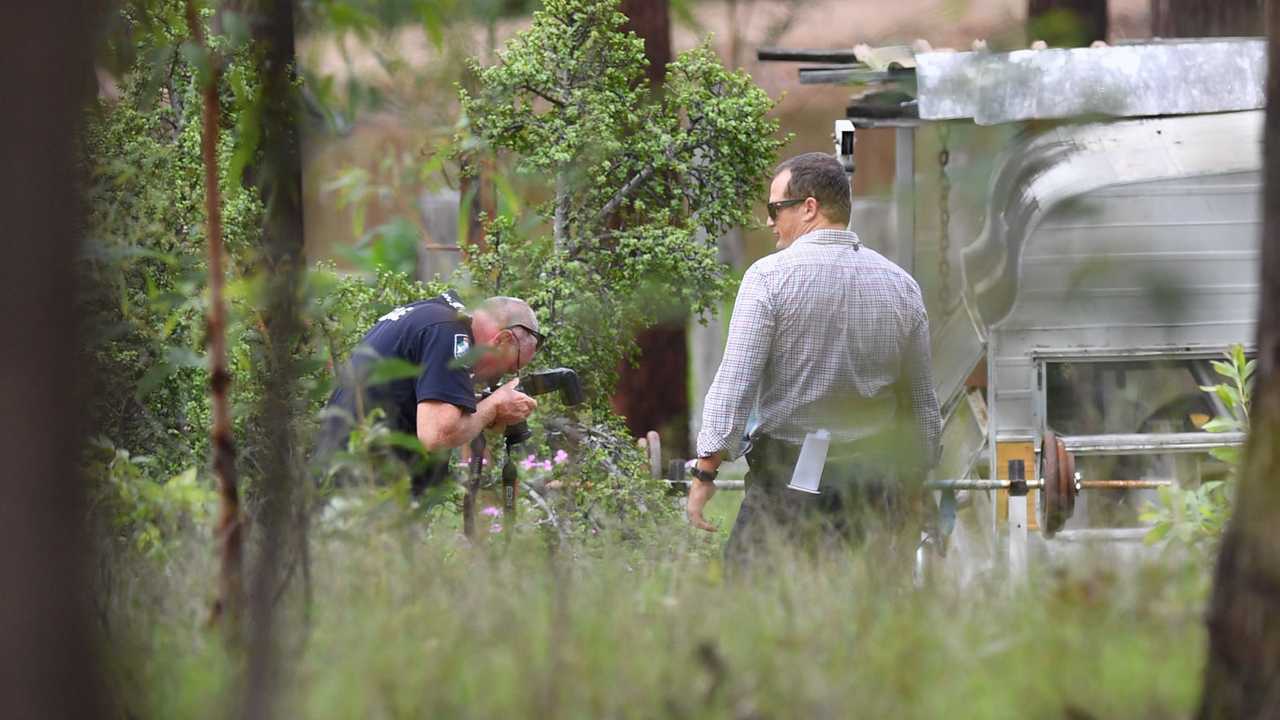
504, 323, 547, 351
766, 197, 806, 221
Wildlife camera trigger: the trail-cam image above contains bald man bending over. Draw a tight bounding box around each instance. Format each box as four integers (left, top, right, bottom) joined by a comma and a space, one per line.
317, 290, 545, 494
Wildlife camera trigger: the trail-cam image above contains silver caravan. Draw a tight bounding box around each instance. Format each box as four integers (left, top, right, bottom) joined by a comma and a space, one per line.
764, 38, 1264, 574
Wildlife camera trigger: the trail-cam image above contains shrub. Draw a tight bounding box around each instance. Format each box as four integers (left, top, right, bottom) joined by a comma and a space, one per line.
1141, 344, 1253, 558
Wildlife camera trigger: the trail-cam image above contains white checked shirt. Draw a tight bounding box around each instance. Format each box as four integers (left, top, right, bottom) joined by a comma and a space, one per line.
697, 229, 942, 467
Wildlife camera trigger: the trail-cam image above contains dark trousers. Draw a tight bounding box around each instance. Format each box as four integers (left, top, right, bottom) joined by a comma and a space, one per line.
724, 435, 919, 571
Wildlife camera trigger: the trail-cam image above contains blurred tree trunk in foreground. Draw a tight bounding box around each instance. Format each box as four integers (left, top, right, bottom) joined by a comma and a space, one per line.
243, 1, 306, 718
1152, 0, 1264, 37
1197, 5, 1280, 718
1028, 0, 1108, 45
0, 3, 107, 718
186, 0, 247, 630
614, 0, 691, 457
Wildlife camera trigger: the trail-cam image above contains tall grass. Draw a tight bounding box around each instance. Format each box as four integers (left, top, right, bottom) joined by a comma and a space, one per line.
103, 491, 1207, 720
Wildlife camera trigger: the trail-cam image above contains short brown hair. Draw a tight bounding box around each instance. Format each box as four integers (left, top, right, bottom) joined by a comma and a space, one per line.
773, 152, 851, 225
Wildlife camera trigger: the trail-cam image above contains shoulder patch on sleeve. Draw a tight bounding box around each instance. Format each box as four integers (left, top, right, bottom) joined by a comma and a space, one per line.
453, 333, 471, 358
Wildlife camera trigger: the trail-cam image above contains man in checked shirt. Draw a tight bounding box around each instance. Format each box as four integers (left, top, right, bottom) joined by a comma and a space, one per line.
687, 152, 942, 567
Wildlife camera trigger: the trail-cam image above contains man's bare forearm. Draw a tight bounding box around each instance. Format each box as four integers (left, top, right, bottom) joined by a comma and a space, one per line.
418, 399, 499, 451
696, 453, 724, 475
449, 399, 500, 448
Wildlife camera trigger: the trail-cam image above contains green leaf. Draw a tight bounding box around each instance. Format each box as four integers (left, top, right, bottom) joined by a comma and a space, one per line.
169, 466, 199, 488
326, 3, 379, 34
1213, 385, 1238, 410
1144, 523, 1171, 544
365, 357, 424, 385
135, 361, 178, 400
1211, 360, 1236, 381
380, 431, 429, 458
668, 0, 706, 34
219, 10, 251, 49
1201, 417, 1239, 434
420, 2, 446, 49
1210, 447, 1241, 465
179, 40, 212, 88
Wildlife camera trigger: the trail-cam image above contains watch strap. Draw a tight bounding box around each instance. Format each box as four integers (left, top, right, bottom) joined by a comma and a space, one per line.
689, 465, 718, 483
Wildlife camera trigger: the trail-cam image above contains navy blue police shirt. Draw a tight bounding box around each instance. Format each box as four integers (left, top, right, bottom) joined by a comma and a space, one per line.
322, 291, 477, 451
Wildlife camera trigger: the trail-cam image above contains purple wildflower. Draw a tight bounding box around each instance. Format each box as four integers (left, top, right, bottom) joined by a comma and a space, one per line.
481, 506, 501, 518
520, 454, 538, 471
489, 523, 503, 534
553, 449, 569, 465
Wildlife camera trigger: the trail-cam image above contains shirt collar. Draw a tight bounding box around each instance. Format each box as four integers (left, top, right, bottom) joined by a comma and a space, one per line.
792, 228, 862, 249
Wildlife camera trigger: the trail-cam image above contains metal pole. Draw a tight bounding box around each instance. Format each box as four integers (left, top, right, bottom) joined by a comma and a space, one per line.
893, 126, 916, 274
665, 477, 1173, 493
1062, 432, 1246, 456
1077, 479, 1175, 489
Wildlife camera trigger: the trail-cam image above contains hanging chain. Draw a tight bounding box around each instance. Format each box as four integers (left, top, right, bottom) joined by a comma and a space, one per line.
937, 124, 953, 309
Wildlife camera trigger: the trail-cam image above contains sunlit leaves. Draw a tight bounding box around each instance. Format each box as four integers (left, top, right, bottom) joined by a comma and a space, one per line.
459, 0, 784, 405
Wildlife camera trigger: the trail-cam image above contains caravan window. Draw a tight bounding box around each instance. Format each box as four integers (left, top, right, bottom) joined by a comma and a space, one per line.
1045, 359, 1220, 436
1044, 359, 1230, 527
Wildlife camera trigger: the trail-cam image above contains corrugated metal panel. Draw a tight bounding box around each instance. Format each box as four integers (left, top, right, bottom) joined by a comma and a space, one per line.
963, 112, 1262, 334
991, 170, 1260, 437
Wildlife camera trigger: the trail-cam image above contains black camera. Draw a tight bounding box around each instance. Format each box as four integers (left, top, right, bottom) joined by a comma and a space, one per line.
497, 367, 584, 446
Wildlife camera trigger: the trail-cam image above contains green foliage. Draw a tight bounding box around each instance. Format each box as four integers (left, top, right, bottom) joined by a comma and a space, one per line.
318, 406, 464, 522
1199, 343, 1254, 466
301, 0, 538, 37
108, 513, 1206, 720
458, 0, 785, 403
86, 0, 777, 552
322, 166, 424, 277
83, 5, 264, 481
86, 437, 215, 559
1027, 8, 1098, 48
1141, 344, 1252, 556
83, 0, 456, 554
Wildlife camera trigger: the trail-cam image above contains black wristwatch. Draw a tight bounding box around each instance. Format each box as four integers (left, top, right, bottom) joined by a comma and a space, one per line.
689, 465, 718, 483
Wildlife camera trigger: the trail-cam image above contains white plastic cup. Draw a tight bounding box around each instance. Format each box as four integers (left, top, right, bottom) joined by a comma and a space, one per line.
787, 430, 830, 494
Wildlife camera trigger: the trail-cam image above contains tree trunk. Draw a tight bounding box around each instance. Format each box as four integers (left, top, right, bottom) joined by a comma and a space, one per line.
244, 1, 306, 718
727, 0, 741, 70
459, 153, 496, 255
615, 0, 691, 456
1152, 0, 1264, 37
621, 0, 671, 88
187, 0, 246, 631
457, 56, 497, 260
1197, 5, 1280, 718
0, 3, 107, 718
1027, 0, 1109, 45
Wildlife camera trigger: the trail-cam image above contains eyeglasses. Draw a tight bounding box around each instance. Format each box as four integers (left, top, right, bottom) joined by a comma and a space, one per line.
766, 197, 806, 221
504, 323, 547, 351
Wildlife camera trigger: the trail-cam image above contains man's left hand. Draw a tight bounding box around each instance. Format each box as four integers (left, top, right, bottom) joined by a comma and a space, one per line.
685, 456, 721, 532
686, 477, 717, 532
